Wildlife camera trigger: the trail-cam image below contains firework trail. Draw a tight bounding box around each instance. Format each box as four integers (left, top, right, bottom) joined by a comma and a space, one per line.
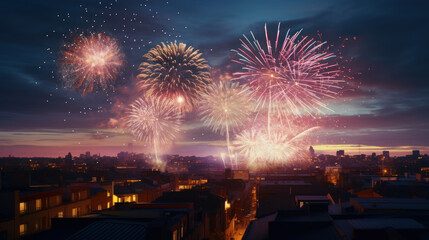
59, 33, 124, 95
199, 81, 253, 168
233, 23, 343, 135
125, 96, 182, 168
137, 41, 211, 113
220, 152, 226, 168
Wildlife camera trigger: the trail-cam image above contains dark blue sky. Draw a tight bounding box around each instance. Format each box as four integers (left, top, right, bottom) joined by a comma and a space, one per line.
1, 0, 428, 157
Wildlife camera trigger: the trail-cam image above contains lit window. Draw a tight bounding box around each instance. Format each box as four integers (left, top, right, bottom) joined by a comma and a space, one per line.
36, 199, 42, 211
172, 230, 177, 240
35, 220, 39, 231
107, 191, 111, 197
19, 202, 27, 214
58, 212, 63, 218
97, 204, 102, 211
107, 202, 111, 208
19, 224, 27, 236
72, 208, 78, 217
132, 195, 136, 202
78, 192, 81, 200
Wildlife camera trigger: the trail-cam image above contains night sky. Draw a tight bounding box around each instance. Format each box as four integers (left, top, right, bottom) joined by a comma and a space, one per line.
1, 0, 428, 157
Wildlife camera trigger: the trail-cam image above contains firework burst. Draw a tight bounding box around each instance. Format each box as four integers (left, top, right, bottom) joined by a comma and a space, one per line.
137, 41, 211, 112
233, 23, 343, 124
125, 96, 182, 167
59, 33, 124, 95
199, 81, 252, 135
235, 128, 289, 167
199, 81, 252, 168
235, 126, 319, 170
235, 128, 265, 162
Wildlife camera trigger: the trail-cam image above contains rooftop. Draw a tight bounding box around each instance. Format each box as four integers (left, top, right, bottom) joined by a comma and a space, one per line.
295, 195, 331, 201
19, 186, 61, 196
243, 213, 277, 240
66, 220, 146, 240
334, 218, 428, 240
351, 198, 429, 211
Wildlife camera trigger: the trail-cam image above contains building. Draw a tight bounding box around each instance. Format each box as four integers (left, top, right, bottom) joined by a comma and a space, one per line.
177, 176, 208, 190
336, 150, 345, 158
0, 185, 92, 239
244, 195, 429, 240
34, 202, 200, 240
382, 151, 390, 159
334, 218, 427, 239
231, 170, 250, 181
113, 182, 139, 204
0, 169, 116, 240
309, 146, 315, 158
350, 197, 429, 213
153, 189, 232, 239
325, 166, 342, 186
0, 188, 64, 239
88, 183, 113, 211
244, 192, 339, 240
112, 174, 174, 204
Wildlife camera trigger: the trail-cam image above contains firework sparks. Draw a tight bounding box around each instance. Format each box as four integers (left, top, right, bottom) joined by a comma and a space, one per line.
137, 41, 211, 112
59, 33, 124, 95
235, 126, 319, 170
235, 128, 287, 166
125, 96, 182, 168
235, 128, 264, 162
199, 81, 253, 169
199, 81, 252, 135
231, 24, 347, 169
233, 23, 344, 133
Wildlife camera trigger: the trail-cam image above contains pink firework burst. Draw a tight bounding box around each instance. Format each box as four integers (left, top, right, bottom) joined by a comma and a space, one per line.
125, 96, 182, 146
232, 23, 344, 117
125, 96, 182, 168
59, 33, 124, 95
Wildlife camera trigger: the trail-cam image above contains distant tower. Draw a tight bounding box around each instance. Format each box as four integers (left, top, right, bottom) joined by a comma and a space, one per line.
65, 152, 72, 161
413, 150, 420, 157
336, 150, 345, 158
382, 151, 390, 159
85, 151, 91, 158
309, 146, 315, 158
65, 152, 73, 166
